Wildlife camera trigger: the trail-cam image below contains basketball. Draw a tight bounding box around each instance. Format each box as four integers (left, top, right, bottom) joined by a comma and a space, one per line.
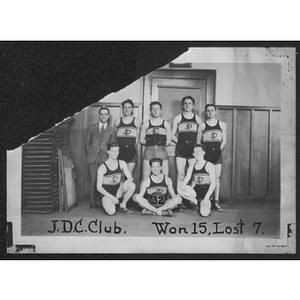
148, 191, 166, 208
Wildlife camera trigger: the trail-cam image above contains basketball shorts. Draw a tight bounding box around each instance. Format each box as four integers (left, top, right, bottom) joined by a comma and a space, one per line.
118, 144, 137, 163
193, 185, 209, 200
176, 140, 196, 159
143, 145, 168, 161
100, 184, 120, 199
204, 146, 223, 165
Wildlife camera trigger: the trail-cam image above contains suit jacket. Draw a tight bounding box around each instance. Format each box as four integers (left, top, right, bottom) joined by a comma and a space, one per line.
85, 123, 117, 165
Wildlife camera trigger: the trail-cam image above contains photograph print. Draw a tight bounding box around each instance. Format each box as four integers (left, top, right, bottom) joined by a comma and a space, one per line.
6, 46, 296, 254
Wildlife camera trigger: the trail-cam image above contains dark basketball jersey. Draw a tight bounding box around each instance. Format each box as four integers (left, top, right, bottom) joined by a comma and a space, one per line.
102, 160, 123, 195
191, 162, 210, 186
146, 175, 168, 196
178, 113, 198, 143
202, 121, 222, 149
145, 120, 167, 146
116, 117, 137, 147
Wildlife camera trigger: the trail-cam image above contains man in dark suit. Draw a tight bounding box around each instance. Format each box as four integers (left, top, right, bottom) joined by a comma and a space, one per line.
85, 106, 117, 209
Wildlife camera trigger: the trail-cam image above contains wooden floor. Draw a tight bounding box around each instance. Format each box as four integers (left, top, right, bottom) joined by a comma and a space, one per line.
22, 198, 280, 238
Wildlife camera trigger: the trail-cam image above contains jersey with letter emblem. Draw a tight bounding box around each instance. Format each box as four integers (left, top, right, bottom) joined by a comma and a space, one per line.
202, 121, 222, 149
146, 120, 167, 146
102, 160, 123, 195
190, 162, 210, 186
178, 113, 198, 143
116, 117, 137, 147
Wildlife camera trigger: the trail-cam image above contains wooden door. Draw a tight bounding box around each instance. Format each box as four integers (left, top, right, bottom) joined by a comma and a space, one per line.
144, 70, 216, 188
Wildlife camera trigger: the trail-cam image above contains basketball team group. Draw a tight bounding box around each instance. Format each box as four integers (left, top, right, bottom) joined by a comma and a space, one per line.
85, 96, 227, 218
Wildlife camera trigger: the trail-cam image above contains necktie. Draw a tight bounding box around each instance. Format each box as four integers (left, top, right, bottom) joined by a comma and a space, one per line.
100, 124, 106, 133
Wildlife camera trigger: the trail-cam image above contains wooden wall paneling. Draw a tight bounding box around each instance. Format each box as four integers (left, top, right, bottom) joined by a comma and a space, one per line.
218, 108, 233, 198
270, 110, 281, 198
250, 110, 269, 197
234, 110, 251, 196
231, 109, 237, 197
268, 110, 272, 197
206, 71, 216, 105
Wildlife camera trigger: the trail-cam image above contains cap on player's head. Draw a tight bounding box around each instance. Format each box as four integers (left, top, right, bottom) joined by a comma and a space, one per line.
205, 104, 217, 111
99, 106, 110, 115
122, 99, 134, 108
181, 95, 195, 105
193, 143, 206, 152
150, 101, 162, 109
149, 158, 163, 166
107, 142, 120, 151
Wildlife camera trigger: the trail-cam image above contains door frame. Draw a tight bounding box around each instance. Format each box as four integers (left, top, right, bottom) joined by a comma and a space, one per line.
143, 69, 216, 121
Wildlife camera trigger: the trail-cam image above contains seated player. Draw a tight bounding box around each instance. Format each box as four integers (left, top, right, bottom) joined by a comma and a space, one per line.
177, 144, 216, 217
97, 142, 136, 215
133, 158, 182, 217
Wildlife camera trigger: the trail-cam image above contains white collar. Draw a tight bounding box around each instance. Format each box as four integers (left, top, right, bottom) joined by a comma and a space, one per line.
99, 123, 107, 130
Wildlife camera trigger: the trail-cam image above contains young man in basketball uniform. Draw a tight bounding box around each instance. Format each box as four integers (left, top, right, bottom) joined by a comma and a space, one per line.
178, 144, 216, 217
140, 101, 171, 180
171, 95, 202, 211
133, 158, 182, 216
197, 104, 227, 212
114, 99, 141, 175
97, 142, 136, 215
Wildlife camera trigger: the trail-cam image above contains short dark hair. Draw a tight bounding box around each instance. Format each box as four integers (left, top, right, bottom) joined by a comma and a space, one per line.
150, 101, 162, 109
193, 143, 206, 152
149, 158, 163, 166
99, 106, 110, 114
122, 99, 134, 108
205, 104, 217, 111
107, 142, 119, 151
181, 95, 195, 105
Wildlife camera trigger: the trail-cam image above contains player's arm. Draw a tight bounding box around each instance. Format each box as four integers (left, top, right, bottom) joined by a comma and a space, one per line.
203, 162, 216, 201
97, 164, 119, 204
139, 122, 147, 146
196, 122, 205, 144
165, 121, 172, 146
166, 177, 177, 199
171, 115, 180, 144
138, 177, 150, 197
179, 164, 194, 191
120, 160, 133, 183
195, 114, 203, 126
134, 118, 141, 147
220, 121, 227, 150
114, 118, 120, 133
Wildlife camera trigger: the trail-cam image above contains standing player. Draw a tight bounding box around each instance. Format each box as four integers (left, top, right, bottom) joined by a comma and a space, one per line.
97, 142, 135, 215
114, 99, 141, 175
171, 95, 202, 211
178, 144, 216, 217
197, 104, 227, 212
140, 101, 171, 180
133, 158, 182, 216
